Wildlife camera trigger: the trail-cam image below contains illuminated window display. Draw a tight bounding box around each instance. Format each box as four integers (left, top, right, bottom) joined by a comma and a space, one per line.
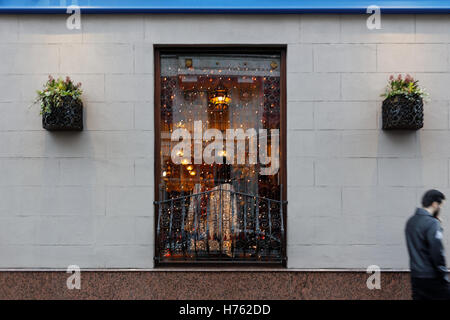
155, 49, 286, 264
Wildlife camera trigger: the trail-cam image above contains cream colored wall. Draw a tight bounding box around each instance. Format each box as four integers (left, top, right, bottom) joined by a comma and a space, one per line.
0, 14, 449, 269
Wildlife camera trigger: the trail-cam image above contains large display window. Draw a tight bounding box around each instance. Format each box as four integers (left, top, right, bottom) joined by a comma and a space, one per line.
154, 47, 286, 265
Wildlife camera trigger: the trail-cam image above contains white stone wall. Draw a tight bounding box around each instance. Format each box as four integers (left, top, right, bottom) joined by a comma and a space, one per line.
0, 14, 449, 269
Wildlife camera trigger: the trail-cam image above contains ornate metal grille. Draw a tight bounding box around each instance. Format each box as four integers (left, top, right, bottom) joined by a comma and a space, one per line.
42, 97, 83, 131
382, 94, 424, 130
154, 185, 286, 264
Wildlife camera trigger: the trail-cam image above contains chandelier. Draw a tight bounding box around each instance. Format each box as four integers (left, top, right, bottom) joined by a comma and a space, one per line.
209, 83, 231, 112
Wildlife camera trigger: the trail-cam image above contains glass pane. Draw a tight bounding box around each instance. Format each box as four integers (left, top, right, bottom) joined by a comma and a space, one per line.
157, 52, 282, 262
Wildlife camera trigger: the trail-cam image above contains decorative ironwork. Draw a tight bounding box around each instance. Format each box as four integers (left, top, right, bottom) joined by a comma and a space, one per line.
263, 77, 280, 129
155, 185, 286, 264
382, 94, 424, 130
42, 98, 83, 131
161, 76, 176, 125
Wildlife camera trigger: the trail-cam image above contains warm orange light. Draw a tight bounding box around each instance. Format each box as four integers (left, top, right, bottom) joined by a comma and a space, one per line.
210, 95, 231, 105
189, 171, 196, 176
186, 165, 193, 171
181, 158, 189, 165
209, 83, 231, 111
175, 121, 185, 128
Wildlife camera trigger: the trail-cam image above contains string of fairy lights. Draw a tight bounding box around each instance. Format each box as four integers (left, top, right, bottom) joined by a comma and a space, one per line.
158, 55, 282, 259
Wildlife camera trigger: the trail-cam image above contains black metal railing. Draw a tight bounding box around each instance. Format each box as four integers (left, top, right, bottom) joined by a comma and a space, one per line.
154, 184, 286, 264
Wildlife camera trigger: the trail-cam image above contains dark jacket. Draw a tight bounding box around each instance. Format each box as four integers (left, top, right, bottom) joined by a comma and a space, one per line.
405, 208, 448, 282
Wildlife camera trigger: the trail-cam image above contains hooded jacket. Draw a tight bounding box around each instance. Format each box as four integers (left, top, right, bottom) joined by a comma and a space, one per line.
405, 207, 448, 282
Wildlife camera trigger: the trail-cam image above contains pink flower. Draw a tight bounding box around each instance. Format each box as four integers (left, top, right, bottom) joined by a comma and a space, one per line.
389, 75, 394, 81
397, 74, 402, 81
405, 74, 413, 83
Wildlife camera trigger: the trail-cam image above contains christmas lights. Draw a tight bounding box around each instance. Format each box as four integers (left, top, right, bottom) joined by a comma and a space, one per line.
157, 53, 283, 261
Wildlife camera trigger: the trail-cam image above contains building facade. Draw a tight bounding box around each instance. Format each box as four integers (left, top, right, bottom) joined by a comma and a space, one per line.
1, 2, 450, 299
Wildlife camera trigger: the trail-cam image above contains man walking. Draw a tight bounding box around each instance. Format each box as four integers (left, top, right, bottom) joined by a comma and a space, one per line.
405, 189, 450, 300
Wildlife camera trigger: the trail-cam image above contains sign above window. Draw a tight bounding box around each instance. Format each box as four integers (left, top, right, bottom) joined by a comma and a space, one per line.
1, 0, 450, 13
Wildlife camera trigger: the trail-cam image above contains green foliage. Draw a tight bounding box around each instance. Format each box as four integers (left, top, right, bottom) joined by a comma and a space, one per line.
381, 74, 427, 101
35, 75, 82, 115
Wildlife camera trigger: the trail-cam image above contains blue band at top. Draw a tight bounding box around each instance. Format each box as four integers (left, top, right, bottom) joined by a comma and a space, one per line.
0, 0, 450, 13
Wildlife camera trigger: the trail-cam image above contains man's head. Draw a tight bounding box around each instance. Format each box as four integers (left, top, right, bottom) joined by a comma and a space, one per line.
422, 189, 446, 216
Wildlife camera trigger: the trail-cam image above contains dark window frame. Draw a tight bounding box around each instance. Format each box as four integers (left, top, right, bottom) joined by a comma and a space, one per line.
153, 45, 287, 268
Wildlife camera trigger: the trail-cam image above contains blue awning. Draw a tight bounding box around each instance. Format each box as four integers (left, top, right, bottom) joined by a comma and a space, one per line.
0, 0, 449, 14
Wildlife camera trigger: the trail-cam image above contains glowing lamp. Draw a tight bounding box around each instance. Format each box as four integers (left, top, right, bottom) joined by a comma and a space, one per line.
209, 84, 231, 111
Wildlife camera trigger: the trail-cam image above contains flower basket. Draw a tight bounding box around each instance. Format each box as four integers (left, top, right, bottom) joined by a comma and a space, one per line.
381, 74, 426, 130
35, 76, 83, 131
42, 97, 83, 131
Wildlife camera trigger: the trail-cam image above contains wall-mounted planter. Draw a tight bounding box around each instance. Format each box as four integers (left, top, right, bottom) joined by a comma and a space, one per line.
42, 98, 83, 131
382, 94, 423, 130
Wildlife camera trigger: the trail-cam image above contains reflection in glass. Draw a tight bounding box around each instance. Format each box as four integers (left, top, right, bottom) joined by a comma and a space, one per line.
157, 53, 282, 262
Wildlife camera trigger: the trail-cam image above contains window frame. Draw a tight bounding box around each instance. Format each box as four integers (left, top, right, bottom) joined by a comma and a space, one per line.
153, 45, 287, 268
